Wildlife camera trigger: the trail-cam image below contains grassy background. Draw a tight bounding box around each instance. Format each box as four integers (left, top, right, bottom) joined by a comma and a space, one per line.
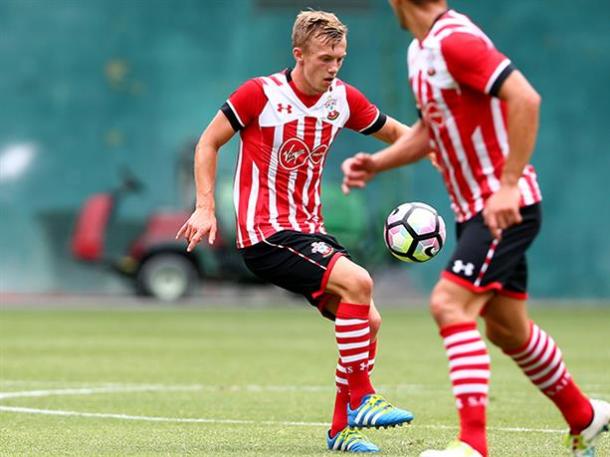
1, 307, 609, 456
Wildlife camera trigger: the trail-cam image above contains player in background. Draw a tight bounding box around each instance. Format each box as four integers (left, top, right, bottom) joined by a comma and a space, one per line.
341, 1, 610, 456
177, 10, 418, 453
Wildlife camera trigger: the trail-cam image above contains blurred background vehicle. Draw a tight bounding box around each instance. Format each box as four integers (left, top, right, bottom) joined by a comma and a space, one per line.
69, 147, 384, 301
70, 164, 253, 301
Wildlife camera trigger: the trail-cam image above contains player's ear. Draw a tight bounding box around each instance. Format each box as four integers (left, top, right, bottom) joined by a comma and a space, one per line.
293, 47, 304, 64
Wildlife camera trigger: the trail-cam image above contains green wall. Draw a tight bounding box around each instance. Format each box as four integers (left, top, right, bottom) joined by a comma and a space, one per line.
1, 0, 609, 297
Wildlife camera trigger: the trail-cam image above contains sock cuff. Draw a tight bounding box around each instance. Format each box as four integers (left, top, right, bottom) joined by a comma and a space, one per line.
336, 302, 370, 320
439, 321, 478, 338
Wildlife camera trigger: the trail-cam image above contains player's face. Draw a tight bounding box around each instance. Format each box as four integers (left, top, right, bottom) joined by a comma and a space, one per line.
298, 36, 347, 94
388, 0, 409, 30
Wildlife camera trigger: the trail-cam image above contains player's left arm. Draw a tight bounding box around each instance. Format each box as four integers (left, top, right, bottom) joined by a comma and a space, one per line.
372, 117, 439, 171
483, 71, 541, 238
370, 116, 410, 143
341, 120, 432, 194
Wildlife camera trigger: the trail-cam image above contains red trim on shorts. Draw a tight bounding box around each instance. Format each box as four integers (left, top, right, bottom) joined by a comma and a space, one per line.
480, 290, 528, 317
497, 288, 528, 300
441, 271, 503, 294
311, 252, 344, 299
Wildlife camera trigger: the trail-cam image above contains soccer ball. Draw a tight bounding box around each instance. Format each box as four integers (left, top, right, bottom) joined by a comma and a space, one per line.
384, 202, 446, 263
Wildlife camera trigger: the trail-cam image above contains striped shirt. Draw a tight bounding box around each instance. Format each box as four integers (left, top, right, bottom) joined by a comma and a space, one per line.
407, 10, 542, 222
221, 69, 386, 248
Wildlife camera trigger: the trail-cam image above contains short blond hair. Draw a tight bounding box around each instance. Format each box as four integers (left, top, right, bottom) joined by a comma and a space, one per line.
291, 10, 348, 50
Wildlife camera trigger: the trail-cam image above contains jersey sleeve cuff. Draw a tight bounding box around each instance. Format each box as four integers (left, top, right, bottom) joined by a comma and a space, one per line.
220, 101, 244, 131
360, 111, 387, 135
486, 59, 515, 97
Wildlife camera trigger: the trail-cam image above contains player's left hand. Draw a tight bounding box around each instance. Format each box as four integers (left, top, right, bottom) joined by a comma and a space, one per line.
482, 185, 522, 239
341, 152, 376, 194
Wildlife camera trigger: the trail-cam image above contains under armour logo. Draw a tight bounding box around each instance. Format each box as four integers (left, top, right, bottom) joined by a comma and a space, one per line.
467, 396, 488, 407
277, 103, 292, 114
452, 260, 475, 276
546, 374, 570, 397
456, 396, 488, 410
359, 361, 368, 372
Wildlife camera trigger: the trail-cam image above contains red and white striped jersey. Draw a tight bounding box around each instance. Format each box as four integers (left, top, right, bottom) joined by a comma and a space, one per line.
221, 69, 386, 248
407, 10, 542, 222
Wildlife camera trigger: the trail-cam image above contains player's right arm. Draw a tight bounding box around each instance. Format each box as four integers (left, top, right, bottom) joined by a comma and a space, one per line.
341, 120, 430, 194
176, 112, 236, 251
440, 31, 541, 237
177, 78, 266, 251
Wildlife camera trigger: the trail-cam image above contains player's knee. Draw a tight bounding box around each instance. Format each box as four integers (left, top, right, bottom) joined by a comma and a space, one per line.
429, 287, 455, 324
343, 268, 373, 303
356, 271, 374, 298
485, 322, 509, 348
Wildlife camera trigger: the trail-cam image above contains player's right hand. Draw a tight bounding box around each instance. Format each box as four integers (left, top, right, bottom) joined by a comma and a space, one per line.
341, 152, 376, 195
176, 208, 217, 252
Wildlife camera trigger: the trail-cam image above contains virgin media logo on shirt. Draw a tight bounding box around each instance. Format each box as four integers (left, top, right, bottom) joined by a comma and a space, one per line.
278, 137, 329, 170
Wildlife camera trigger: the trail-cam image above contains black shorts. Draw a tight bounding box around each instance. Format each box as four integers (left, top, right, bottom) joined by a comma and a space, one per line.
442, 203, 542, 300
239, 230, 350, 318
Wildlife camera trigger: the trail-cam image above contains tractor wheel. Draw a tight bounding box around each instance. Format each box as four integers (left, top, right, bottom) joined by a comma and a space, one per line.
135, 253, 197, 301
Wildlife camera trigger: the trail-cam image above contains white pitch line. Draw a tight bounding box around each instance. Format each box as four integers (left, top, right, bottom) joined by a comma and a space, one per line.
0, 405, 565, 434
0, 384, 444, 398
0, 384, 574, 435
0, 405, 329, 427
0, 385, 202, 400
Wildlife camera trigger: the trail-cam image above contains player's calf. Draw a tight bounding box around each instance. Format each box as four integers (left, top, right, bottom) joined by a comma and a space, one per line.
504, 322, 594, 434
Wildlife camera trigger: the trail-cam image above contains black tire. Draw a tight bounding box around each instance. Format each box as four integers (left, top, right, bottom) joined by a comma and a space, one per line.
135, 253, 197, 301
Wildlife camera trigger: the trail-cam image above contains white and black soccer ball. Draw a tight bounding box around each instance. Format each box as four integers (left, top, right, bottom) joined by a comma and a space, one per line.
384, 202, 446, 263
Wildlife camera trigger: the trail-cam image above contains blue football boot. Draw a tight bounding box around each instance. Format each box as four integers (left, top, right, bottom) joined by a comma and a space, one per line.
327, 427, 380, 453
347, 393, 414, 429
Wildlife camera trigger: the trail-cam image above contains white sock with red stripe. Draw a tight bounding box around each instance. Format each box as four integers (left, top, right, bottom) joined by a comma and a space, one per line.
335, 303, 375, 410
330, 338, 377, 436
441, 321, 489, 457
504, 321, 593, 433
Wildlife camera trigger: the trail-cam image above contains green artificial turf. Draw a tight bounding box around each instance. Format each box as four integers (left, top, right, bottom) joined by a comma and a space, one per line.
1, 307, 609, 456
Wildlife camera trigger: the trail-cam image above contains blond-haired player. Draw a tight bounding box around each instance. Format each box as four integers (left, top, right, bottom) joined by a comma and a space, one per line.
178, 10, 419, 453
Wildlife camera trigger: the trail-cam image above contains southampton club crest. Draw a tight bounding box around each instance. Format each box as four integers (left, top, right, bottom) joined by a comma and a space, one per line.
311, 241, 334, 258
324, 96, 340, 121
